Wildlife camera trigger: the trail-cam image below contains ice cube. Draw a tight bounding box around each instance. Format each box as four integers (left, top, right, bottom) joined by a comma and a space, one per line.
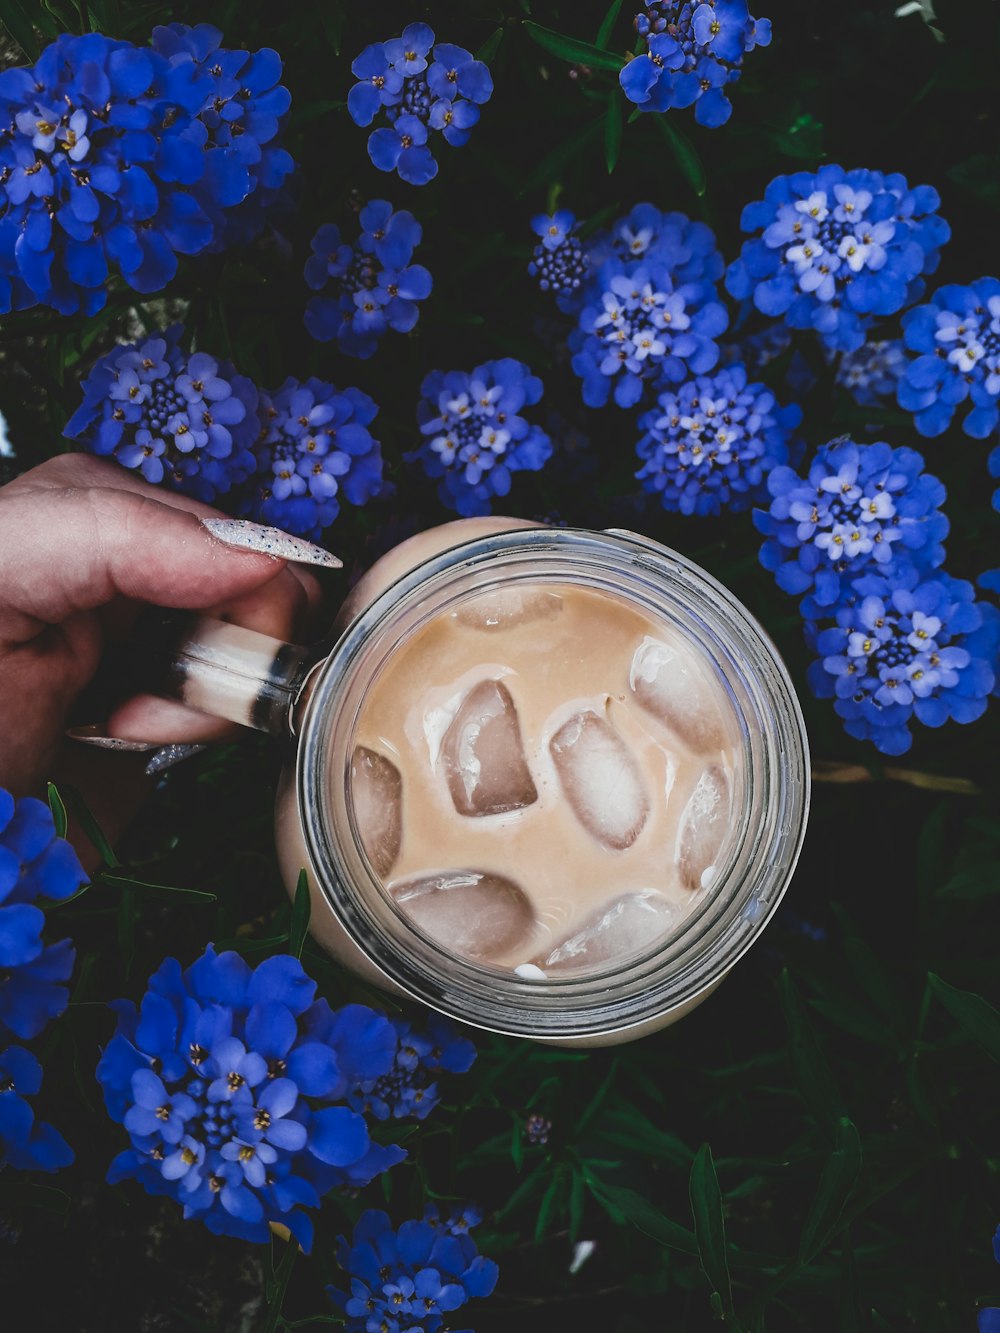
350, 746, 403, 878
676, 764, 730, 891
455, 586, 562, 631
390, 870, 535, 962
629, 635, 727, 753
539, 890, 678, 972
441, 679, 538, 817
549, 710, 649, 850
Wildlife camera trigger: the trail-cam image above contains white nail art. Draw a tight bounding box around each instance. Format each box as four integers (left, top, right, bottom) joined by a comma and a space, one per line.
145, 743, 208, 776
66, 726, 159, 753
200, 518, 342, 569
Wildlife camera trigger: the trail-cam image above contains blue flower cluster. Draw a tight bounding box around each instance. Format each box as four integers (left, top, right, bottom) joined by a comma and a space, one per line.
411, 358, 553, 516
1, 790, 82, 1043
806, 571, 997, 756
836, 338, 906, 407
304, 201, 432, 358
1, 790, 83, 1175
726, 166, 950, 353
240, 377, 384, 540
349, 1013, 476, 1122
96, 945, 407, 1251
65, 326, 259, 503
0, 30, 293, 316
897, 277, 1000, 438
636, 362, 800, 515
150, 24, 294, 250
348, 24, 493, 186
69, 331, 384, 539
560, 204, 727, 408
979, 1226, 1000, 1333
621, 1, 771, 127
1, 1045, 73, 1173
528, 210, 588, 297
329, 1206, 498, 1333
756, 438, 949, 617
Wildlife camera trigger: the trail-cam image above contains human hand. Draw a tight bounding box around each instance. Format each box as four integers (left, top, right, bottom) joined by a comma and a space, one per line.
0, 454, 334, 798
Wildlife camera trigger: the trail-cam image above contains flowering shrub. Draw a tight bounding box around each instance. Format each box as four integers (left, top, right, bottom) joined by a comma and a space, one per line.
239, 377, 384, 539
410, 358, 552, 515
328, 1206, 498, 1332
349, 1013, 476, 1121
348, 24, 493, 185
65, 326, 259, 502
0, 30, 292, 315
755, 438, 949, 616
725, 166, 950, 352
621, 1, 771, 127
897, 278, 1000, 438
806, 572, 997, 755
96, 946, 407, 1250
635, 362, 800, 515
304, 201, 432, 357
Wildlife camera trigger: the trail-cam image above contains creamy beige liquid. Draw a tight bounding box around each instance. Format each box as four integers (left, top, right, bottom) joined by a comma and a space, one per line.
347, 581, 742, 976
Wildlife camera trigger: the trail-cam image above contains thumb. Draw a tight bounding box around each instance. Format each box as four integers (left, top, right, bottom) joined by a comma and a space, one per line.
0, 484, 335, 639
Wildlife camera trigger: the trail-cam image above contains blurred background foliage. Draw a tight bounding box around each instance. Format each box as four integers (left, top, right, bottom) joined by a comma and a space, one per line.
0, 0, 998, 1329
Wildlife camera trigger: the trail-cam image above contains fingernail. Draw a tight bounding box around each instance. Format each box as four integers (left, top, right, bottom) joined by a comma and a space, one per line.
66, 725, 159, 753
200, 518, 342, 570
144, 743, 208, 777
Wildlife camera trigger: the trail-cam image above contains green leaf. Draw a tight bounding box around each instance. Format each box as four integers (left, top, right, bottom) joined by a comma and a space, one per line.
289, 870, 311, 960
937, 864, 1000, 901
521, 20, 626, 73
534, 1165, 563, 1241
0, 1180, 71, 1213
569, 1167, 585, 1241
650, 115, 707, 197
588, 1178, 698, 1255
476, 27, 505, 64
797, 1118, 863, 1265
0, 1, 45, 61
521, 118, 602, 196
595, 0, 625, 49
604, 92, 623, 173
46, 782, 68, 838
779, 970, 845, 1134
61, 785, 120, 869
510, 1116, 524, 1171
928, 973, 1000, 1062
689, 1143, 734, 1317
99, 873, 217, 904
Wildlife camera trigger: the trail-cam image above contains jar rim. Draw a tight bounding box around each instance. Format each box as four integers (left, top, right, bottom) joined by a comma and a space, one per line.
296, 526, 810, 1040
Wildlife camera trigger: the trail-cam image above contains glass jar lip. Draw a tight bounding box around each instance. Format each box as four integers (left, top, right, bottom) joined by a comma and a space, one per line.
296, 525, 811, 1040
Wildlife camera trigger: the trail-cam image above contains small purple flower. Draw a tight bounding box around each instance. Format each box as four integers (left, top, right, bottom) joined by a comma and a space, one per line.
65, 326, 260, 504
348, 27, 493, 186
410, 359, 553, 516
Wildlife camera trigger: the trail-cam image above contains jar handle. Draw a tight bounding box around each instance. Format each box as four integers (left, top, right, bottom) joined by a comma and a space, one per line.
125, 610, 313, 736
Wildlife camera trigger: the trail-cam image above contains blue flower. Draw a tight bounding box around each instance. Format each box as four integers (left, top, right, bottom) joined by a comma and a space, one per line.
150, 24, 295, 251
589, 202, 725, 287
238, 377, 384, 541
836, 338, 906, 407
349, 1013, 475, 1122
96, 946, 405, 1252
805, 571, 998, 755
622, 1, 770, 128
328, 1207, 498, 1333
571, 257, 728, 408
635, 362, 800, 516
410, 358, 553, 516
528, 211, 588, 297
65, 326, 260, 504
755, 438, 949, 616
897, 278, 1000, 438
304, 201, 432, 357
0, 790, 81, 1043
726, 166, 950, 353
0, 32, 218, 312
0, 1045, 73, 1173
348, 27, 493, 186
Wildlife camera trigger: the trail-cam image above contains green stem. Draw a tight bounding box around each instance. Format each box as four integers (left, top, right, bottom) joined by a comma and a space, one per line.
261, 1239, 298, 1333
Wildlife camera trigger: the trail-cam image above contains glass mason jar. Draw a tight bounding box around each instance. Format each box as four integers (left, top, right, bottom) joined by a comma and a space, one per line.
140, 520, 810, 1046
